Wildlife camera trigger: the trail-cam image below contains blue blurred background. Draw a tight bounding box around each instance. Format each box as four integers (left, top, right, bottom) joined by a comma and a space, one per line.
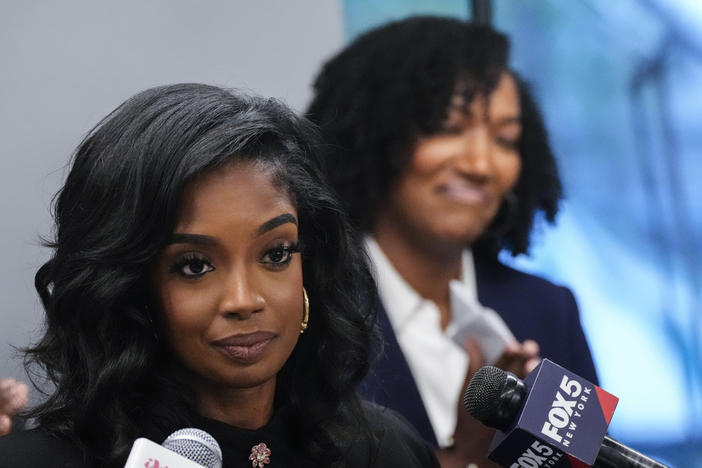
343, 1, 702, 466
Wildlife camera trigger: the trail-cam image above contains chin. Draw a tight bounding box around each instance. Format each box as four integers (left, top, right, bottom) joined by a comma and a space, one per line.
431, 219, 488, 246
215, 365, 280, 390
426, 230, 478, 251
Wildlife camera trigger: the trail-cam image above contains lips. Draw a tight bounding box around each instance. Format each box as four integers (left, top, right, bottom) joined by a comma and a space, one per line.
212, 331, 276, 365
439, 180, 490, 205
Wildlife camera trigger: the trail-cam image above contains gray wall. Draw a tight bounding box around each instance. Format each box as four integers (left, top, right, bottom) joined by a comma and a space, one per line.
0, 0, 343, 398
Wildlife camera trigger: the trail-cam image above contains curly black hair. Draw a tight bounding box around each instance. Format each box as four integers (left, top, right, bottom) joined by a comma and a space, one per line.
23, 84, 378, 466
306, 16, 562, 257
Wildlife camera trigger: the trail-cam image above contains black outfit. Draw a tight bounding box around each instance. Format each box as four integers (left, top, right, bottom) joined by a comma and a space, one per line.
0, 403, 439, 468
361, 254, 600, 446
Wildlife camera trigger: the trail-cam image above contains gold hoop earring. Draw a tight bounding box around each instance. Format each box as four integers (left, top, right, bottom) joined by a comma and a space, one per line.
300, 288, 310, 334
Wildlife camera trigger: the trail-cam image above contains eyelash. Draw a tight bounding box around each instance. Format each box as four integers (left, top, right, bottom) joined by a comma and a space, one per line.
261, 242, 300, 268
170, 253, 214, 279
496, 136, 519, 150
168, 241, 300, 279
438, 124, 464, 136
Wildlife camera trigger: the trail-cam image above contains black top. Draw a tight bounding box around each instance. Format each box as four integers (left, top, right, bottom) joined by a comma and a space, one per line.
0, 403, 439, 468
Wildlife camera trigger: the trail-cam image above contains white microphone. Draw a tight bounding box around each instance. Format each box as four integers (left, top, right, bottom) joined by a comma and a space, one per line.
124, 428, 223, 468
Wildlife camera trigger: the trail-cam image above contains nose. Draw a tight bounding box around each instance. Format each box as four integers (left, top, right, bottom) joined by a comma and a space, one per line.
454, 125, 493, 180
219, 266, 265, 320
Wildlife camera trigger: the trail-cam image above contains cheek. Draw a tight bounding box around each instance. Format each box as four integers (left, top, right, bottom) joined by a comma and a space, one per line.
496, 154, 522, 194
389, 148, 447, 208
265, 266, 304, 332
411, 139, 456, 174
157, 279, 218, 341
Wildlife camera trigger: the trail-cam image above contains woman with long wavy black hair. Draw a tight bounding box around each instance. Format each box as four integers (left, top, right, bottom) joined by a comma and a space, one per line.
0, 84, 439, 467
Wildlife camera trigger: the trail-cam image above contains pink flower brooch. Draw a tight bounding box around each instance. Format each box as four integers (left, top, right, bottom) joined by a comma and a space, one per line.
249, 442, 271, 467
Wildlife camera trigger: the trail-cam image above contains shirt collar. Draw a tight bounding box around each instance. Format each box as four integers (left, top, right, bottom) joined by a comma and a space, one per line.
460, 246, 478, 301
365, 236, 422, 327
364, 236, 478, 326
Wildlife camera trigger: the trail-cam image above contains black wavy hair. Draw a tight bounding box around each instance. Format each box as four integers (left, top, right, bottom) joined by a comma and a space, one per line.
24, 83, 378, 466
306, 16, 562, 257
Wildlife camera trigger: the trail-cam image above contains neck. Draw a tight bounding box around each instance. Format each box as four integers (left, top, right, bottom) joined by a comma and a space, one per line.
194, 376, 276, 430
373, 219, 464, 329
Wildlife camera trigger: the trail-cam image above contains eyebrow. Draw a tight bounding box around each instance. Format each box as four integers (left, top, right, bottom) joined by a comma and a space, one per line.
446, 104, 521, 125
497, 116, 522, 125
254, 213, 297, 238
168, 213, 298, 246
169, 233, 218, 245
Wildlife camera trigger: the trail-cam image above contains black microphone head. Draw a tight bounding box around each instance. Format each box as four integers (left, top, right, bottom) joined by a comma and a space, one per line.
463, 365, 527, 432
463, 366, 508, 421
163, 428, 223, 468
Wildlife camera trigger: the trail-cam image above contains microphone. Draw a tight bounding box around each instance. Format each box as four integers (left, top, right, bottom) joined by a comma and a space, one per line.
124, 428, 223, 468
463, 361, 668, 467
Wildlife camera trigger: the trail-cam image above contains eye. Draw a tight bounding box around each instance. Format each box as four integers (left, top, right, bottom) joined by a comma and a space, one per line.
437, 124, 465, 136
494, 122, 521, 150
496, 136, 519, 150
170, 253, 215, 278
261, 242, 300, 268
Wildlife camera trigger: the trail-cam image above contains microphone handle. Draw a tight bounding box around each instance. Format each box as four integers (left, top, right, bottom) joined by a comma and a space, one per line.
593, 436, 668, 468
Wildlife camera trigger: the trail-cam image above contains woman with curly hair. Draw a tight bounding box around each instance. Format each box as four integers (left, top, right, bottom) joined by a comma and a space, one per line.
307, 16, 598, 466
0, 84, 439, 467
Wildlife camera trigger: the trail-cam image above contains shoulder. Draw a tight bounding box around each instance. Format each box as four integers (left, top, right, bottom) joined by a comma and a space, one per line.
474, 254, 577, 314
475, 254, 571, 295
344, 401, 439, 468
474, 255, 599, 384
0, 427, 86, 467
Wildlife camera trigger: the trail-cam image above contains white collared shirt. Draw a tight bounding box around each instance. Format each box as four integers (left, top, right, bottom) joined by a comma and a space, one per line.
364, 236, 478, 447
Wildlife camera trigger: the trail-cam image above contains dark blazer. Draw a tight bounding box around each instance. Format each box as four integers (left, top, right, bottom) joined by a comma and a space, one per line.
360, 254, 599, 446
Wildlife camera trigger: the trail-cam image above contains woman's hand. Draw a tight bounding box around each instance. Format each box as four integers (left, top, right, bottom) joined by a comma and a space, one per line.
437, 339, 540, 467
437, 339, 500, 467
493, 339, 540, 379
0, 378, 28, 436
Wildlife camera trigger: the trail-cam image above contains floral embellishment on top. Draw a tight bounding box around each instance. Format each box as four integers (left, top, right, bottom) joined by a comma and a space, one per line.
249, 442, 271, 467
